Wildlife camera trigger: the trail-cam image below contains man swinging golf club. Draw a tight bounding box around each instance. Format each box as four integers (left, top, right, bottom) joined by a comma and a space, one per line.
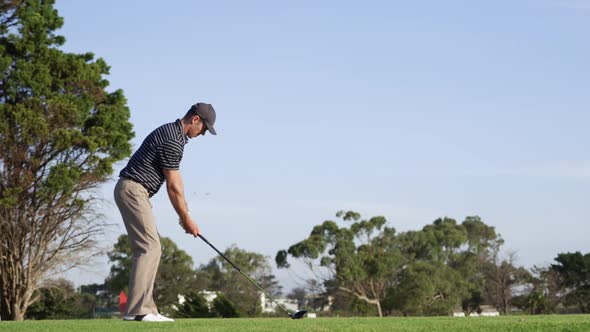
114, 102, 216, 322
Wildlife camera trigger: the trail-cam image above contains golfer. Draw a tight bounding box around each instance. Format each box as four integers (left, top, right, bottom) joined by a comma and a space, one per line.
114, 102, 216, 322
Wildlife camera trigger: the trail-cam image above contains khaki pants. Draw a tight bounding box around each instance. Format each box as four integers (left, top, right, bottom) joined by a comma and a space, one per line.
114, 178, 161, 316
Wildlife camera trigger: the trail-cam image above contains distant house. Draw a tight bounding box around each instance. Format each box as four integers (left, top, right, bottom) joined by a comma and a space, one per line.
178, 290, 332, 313
453, 305, 500, 317
479, 305, 500, 317
200, 290, 218, 308
260, 293, 333, 315
176, 290, 218, 310
176, 291, 300, 315
259, 294, 299, 313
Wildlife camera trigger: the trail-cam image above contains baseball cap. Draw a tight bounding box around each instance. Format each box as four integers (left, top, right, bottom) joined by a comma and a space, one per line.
190, 102, 217, 135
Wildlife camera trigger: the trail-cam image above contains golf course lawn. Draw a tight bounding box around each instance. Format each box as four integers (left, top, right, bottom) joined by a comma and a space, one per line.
1, 315, 589, 332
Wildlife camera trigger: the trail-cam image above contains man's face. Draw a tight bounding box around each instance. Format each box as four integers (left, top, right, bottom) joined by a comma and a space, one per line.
188, 116, 207, 138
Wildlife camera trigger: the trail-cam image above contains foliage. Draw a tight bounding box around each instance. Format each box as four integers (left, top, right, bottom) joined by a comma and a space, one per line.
387, 261, 469, 316
174, 292, 211, 318
195, 244, 280, 317
105, 234, 197, 314
395, 216, 506, 315
0, 0, 133, 320
211, 293, 240, 318
278, 212, 517, 317
107, 236, 279, 318
104, 236, 133, 294
482, 252, 531, 315
174, 291, 243, 318
154, 237, 198, 313
25, 279, 94, 319
512, 291, 551, 315
277, 211, 403, 317
551, 251, 590, 313
521, 265, 562, 314
287, 287, 307, 309
78, 282, 118, 317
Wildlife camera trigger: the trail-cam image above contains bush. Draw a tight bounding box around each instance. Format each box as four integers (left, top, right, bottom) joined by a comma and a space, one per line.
174, 292, 212, 318
212, 294, 240, 318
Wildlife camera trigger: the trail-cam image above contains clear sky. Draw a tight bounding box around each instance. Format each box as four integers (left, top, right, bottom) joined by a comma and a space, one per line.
54, 0, 589, 291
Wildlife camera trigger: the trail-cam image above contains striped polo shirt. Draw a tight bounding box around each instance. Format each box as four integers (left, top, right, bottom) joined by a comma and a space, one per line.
120, 119, 188, 197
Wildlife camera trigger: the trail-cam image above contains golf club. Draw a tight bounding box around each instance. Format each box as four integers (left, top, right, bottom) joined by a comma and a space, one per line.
198, 233, 307, 319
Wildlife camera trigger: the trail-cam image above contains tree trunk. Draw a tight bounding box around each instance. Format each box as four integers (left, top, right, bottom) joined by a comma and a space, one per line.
503, 296, 509, 315
376, 300, 383, 317
11, 304, 24, 321
338, 286, 384, 317
0, 282, 7, 320
1, 295, 25, 321
0, 265, 33, 321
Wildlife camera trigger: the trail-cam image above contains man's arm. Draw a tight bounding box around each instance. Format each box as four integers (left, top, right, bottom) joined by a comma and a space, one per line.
163, 169, 200, 237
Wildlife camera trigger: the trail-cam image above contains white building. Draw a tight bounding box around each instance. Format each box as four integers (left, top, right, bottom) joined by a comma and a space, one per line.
260, 293, 299, 313
452, 305, 500, 317
479, 305, 500, 317
175, 290, 218, 310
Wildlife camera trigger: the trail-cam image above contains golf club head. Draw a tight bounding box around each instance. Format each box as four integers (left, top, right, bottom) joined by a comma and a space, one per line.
290, 310, 307, 319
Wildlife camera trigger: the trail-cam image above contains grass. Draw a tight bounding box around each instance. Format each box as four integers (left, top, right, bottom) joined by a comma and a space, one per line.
1, 315, 589, 332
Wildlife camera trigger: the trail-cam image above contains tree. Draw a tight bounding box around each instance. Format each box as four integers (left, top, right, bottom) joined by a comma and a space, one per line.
211, 293, 239, 318
0, 0, 134, 320
390, 216, 505, 316
104, 235, 133, 294
421, 218, 468, 264
384, 219, 469, 316
483, 252, 530, 314
386, 261, 469, 316
527, 265, 562, 314
462, 216, 504, 260
287, 287, 307, 310
459, 216, 504, 314
174, 292, 211, 318
197, 245, 281, 317
154, 237, 199, 312
25, 278, 94, 319
551, 251, 590, 313
276, 211, 404, 317
78, 282, 116, 316
105, 235, 197, 314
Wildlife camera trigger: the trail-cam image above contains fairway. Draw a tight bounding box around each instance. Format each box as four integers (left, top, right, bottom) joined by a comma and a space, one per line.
1, 315, 590, 332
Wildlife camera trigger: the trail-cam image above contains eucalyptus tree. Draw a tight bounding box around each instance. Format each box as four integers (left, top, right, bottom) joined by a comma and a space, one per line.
391, 216, 505, 315
276, 211, 404, 317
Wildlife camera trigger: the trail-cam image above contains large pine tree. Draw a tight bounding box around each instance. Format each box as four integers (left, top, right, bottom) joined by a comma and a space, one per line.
0, 0, 134, 320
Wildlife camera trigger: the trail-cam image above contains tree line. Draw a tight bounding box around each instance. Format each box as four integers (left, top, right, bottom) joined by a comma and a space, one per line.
1, 0, 588, 321
23, 234, 283, 320
19, 217, 590, 320
276, 211, 590, 317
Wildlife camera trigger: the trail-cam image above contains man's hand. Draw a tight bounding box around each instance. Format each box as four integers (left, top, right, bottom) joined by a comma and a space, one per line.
179, 213, 200, 237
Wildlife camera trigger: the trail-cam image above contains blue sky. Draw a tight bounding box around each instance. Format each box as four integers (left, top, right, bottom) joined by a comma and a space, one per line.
54, 1, 589, 290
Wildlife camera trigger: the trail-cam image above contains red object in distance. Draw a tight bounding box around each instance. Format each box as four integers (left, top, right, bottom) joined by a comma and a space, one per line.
119, 291, 127, 317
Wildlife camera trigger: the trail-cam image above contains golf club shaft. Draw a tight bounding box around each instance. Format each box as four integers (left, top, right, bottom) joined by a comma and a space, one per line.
197, 234, 293, 317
